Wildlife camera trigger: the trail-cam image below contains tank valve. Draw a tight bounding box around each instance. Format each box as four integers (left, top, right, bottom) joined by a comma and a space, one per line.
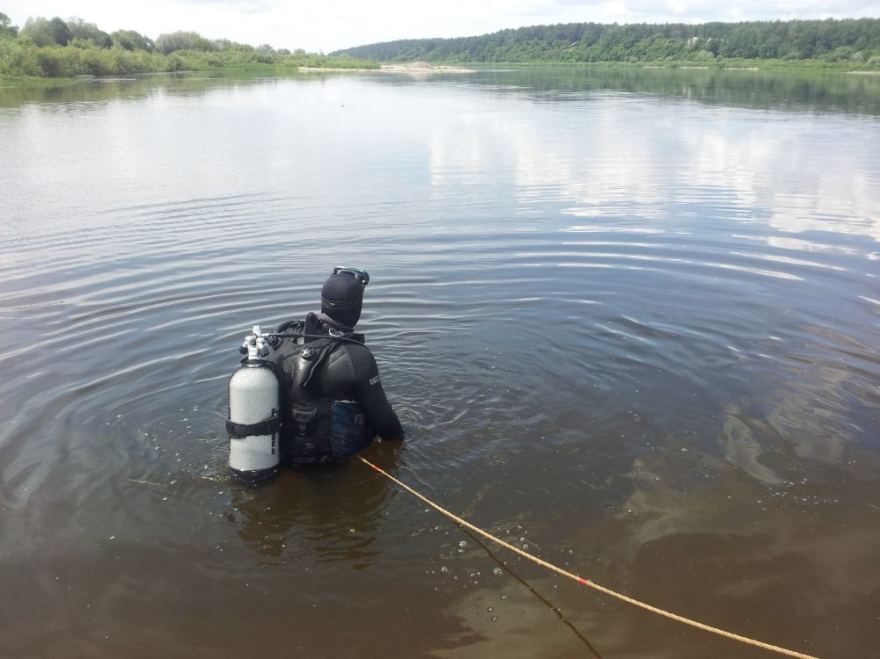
241, 326, 269, 361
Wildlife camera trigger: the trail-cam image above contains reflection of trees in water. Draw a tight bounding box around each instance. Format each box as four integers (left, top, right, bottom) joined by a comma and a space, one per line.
468, 66, 880, 117
0, 72, 318, 109
227, 443, 402, 565
3, 67, 878, 115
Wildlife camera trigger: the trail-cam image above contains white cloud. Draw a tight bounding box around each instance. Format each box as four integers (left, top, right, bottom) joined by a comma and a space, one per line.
2, 0, 877, 52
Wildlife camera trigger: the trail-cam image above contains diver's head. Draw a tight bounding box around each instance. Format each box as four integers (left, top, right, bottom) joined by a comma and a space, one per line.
321, 266, 370, 330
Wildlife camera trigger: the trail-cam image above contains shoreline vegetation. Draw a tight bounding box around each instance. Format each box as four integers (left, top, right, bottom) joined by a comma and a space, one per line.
333, 18, 880, 71
2, 14, 879, 86
0, 13, 377, 81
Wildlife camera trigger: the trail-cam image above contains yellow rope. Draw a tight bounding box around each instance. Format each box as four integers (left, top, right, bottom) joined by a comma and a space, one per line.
357, 456, 819, 659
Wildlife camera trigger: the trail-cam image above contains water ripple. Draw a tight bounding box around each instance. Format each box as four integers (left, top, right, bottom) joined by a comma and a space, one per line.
1, 70, 879, 658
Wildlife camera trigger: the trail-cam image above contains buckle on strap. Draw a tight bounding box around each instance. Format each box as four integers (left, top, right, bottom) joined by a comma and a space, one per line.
226, 411, 281, 438
292, 406, 317, 436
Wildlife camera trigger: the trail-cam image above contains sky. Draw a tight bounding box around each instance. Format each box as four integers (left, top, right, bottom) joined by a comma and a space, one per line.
2, 0, 877, 53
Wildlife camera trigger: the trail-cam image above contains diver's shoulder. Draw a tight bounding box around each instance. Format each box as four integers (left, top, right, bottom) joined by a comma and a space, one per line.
340, 340, 374, 358
338, 341, 377, 370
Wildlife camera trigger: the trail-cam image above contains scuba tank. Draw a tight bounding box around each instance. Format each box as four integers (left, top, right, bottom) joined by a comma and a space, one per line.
227, 326, 281, 485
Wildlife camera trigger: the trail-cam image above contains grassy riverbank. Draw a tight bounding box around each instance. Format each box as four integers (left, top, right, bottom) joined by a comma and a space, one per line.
0, 42, 377, 80
0, 14, 377, 80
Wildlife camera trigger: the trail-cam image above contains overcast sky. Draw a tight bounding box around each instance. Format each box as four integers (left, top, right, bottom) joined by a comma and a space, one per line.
2, 0, 877, 53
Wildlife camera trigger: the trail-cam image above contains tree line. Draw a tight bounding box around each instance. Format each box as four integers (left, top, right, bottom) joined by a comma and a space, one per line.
333, 19, 880, 66
0, 13, 377, 78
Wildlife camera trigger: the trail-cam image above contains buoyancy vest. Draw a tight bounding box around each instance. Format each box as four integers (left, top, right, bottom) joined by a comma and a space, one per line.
268, 315, 372, 465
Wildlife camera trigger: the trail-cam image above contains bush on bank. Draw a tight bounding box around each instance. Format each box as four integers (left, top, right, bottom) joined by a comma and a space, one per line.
0, 40, 377, 77
0, 14, 377, 78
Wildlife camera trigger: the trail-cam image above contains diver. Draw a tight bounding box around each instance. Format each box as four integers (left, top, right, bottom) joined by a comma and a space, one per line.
266, 267, 404, 467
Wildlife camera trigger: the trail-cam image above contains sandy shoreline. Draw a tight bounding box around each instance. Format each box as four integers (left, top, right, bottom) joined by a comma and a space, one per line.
298, 66, 377, 73
380, 62, 475, 74
299, 61, 475, 75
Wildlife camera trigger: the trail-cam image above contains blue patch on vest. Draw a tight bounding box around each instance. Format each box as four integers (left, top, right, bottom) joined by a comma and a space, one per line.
329, 400, 372, 460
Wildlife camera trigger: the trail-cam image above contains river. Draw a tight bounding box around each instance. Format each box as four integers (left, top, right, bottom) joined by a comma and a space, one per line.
1, 66, 878, 658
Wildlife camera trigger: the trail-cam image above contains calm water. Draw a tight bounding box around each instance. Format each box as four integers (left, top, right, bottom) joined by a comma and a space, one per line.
1, 66, 879, 658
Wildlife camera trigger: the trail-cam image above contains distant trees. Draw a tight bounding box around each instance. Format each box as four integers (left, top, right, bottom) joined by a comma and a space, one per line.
154, 31, 217, 54
111, 30, 155, 52
67, 18, 112, 48
334, 18, 880, 65
20, 17, 72, 47
0, 12, 17, 39
0, 14, 378, 78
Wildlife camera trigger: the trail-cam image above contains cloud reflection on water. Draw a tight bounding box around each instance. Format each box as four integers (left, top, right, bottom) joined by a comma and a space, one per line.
427, 89, 880, 242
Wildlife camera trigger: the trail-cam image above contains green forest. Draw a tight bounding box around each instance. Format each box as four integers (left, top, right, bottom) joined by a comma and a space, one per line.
334, 18, 880, 67
0, 13, 377, 79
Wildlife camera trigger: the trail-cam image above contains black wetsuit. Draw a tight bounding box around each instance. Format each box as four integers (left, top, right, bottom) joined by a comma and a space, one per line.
307, 337, 404, 441
269, 315, 403, 465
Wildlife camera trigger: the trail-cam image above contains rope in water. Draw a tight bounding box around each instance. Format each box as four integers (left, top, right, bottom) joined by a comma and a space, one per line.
357, 455, 819, 659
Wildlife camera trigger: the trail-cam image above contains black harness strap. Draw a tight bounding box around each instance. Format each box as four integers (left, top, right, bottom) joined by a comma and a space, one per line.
226, 411, 281, 438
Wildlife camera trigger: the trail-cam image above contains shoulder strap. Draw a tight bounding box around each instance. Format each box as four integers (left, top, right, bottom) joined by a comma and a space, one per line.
276, 318, 304, 334
293, 337, 339, 390
303, 311, 322, 337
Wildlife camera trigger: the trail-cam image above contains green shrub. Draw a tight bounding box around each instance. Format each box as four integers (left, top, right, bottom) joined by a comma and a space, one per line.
0, 18, 379, 78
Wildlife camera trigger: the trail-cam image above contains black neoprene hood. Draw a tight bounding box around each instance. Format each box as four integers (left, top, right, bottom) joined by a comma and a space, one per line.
321, 272, 365, 329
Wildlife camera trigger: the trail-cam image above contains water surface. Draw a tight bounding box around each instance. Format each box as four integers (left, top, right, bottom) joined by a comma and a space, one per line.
1, 66, 879, 658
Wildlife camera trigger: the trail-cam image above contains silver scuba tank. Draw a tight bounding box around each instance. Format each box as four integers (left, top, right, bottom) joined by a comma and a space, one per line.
227, 326, 281, 485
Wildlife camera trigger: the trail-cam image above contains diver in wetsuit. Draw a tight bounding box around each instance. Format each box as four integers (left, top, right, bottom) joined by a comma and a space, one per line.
268, 267, 403, 466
